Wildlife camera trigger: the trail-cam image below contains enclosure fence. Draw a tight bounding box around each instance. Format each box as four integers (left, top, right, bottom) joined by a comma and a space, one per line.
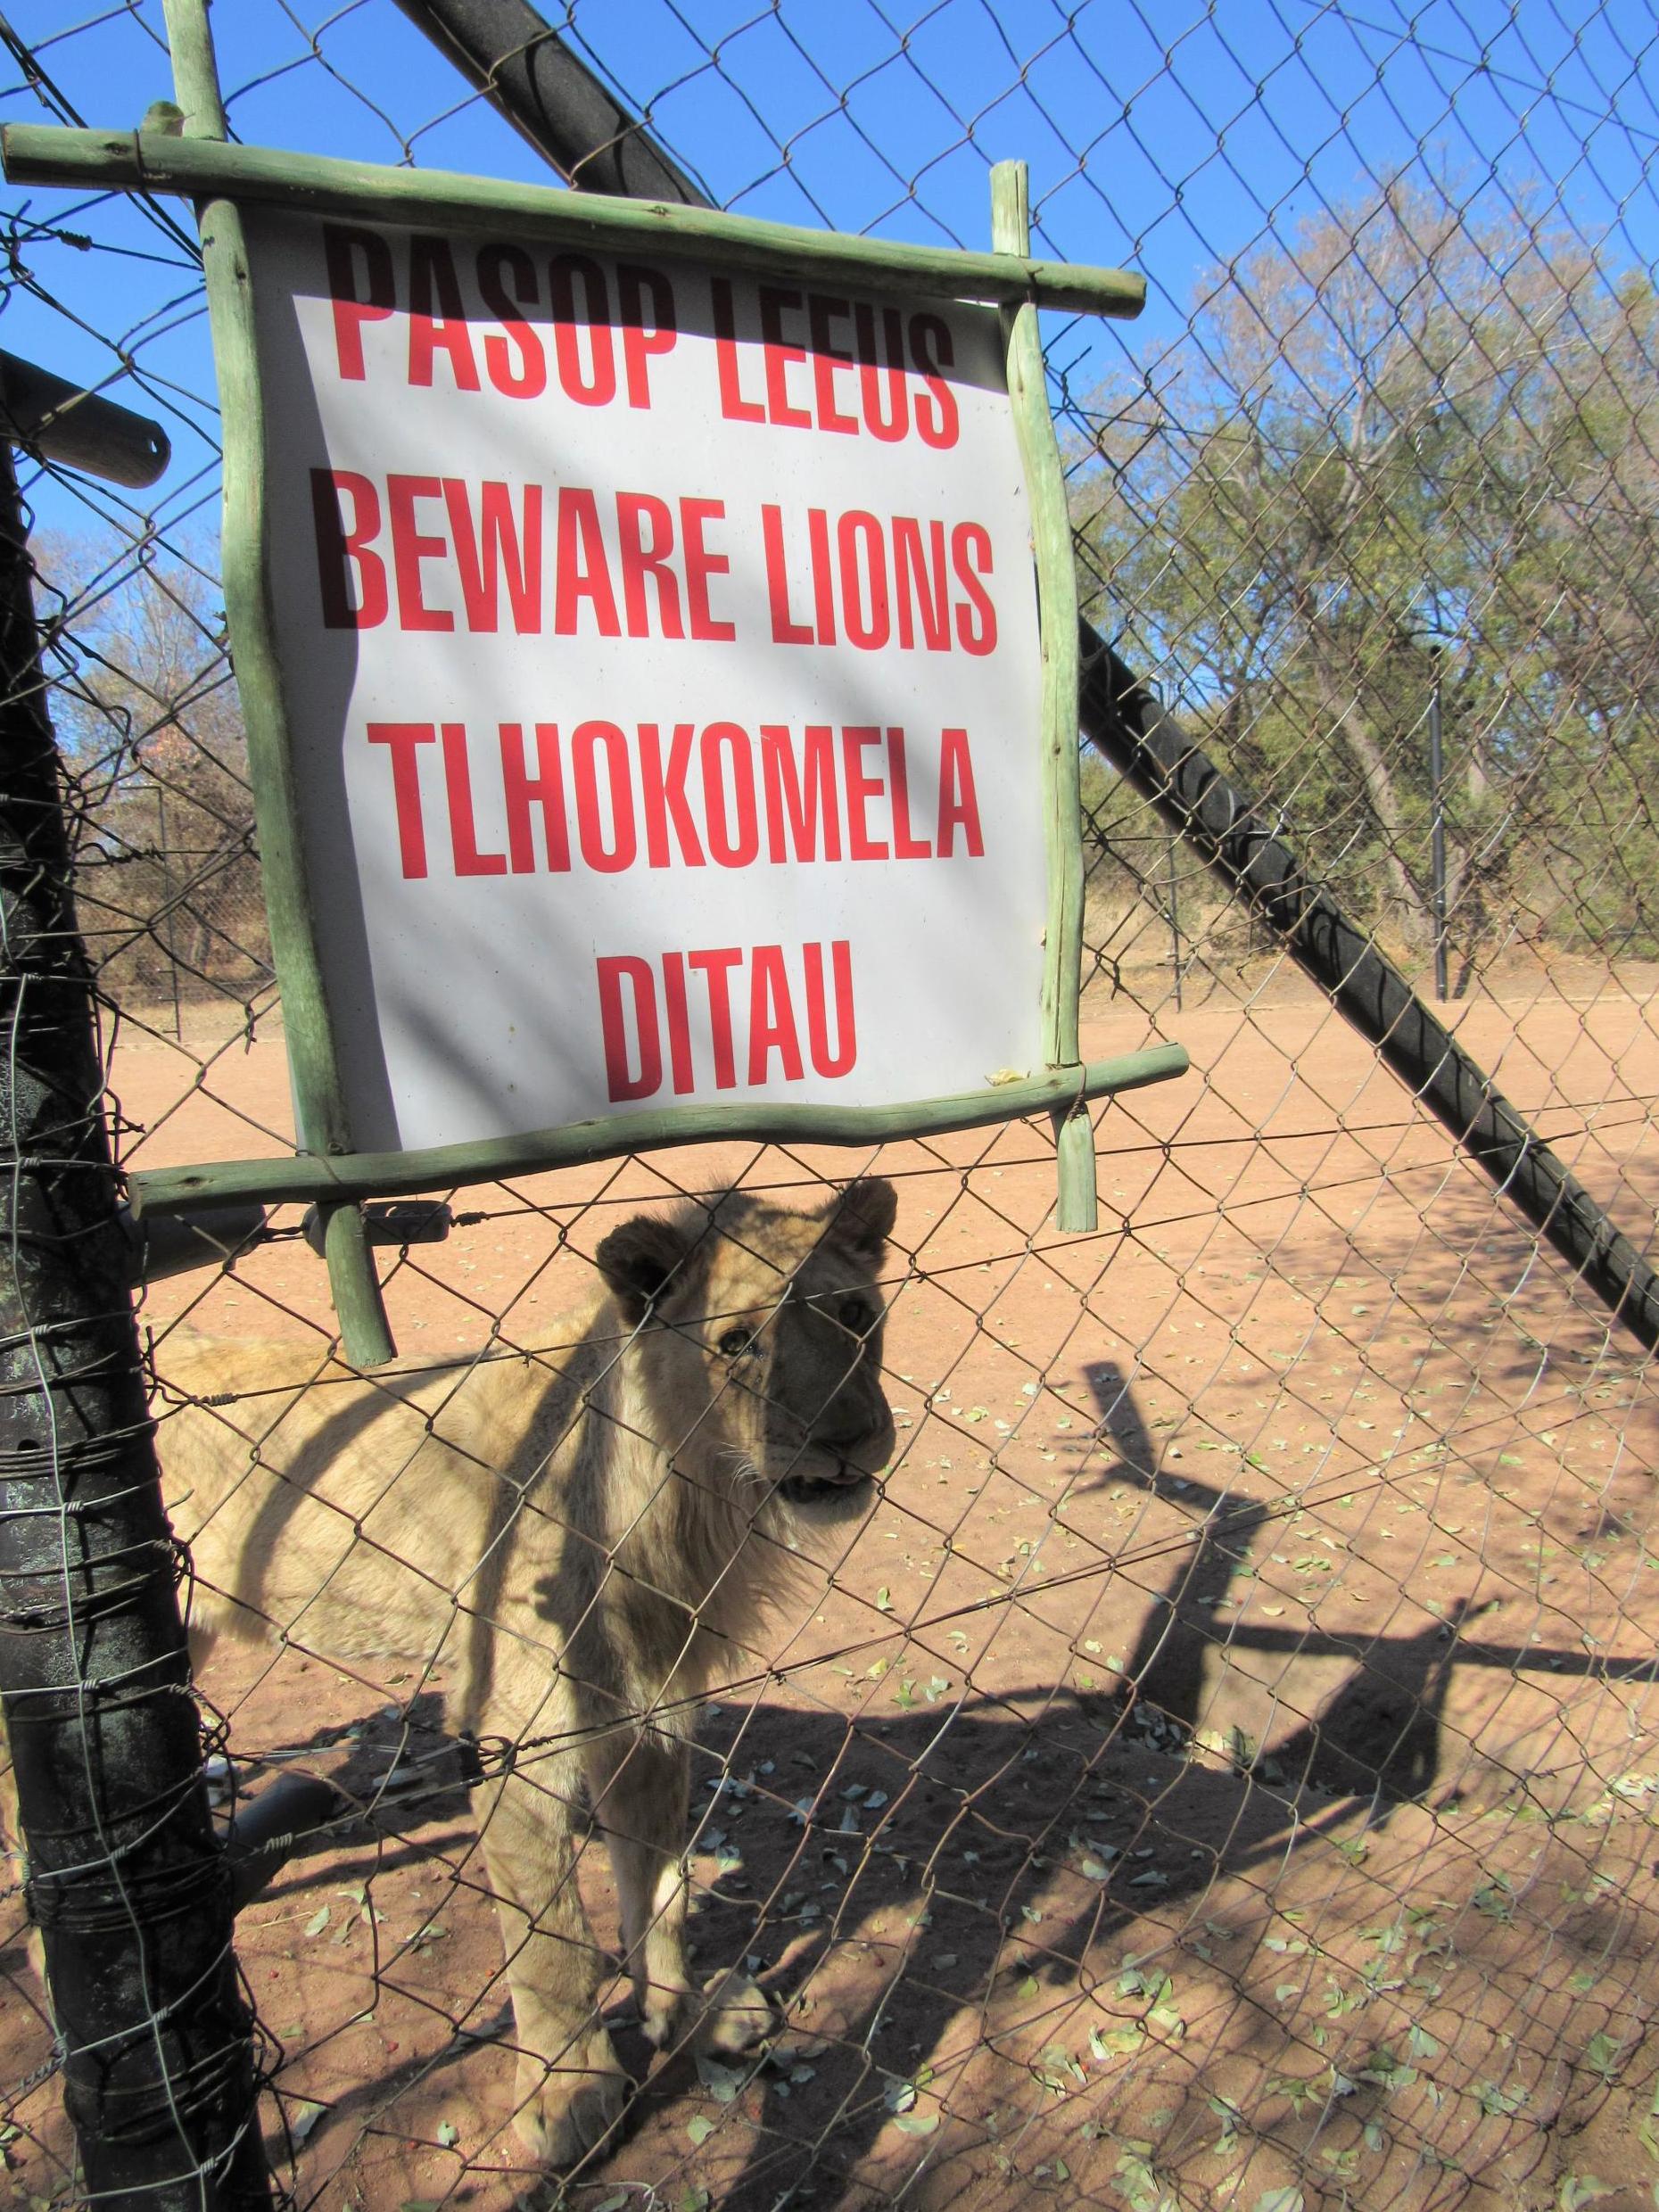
3, 4, 1659, 2209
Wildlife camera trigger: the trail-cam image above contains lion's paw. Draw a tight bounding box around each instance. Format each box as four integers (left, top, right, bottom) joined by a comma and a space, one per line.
639, 1976, 696, 2051
695, 1967, 776, 2055
514, 2045, 629, 2168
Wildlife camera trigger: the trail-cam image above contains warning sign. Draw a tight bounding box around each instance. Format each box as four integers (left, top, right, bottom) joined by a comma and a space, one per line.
248, 214, 1047, 1151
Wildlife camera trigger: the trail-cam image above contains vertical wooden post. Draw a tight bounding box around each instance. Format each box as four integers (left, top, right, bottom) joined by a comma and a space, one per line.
161, 0, 395, 1364
0, 438, 270, 2206
991, 160, 1098, 1232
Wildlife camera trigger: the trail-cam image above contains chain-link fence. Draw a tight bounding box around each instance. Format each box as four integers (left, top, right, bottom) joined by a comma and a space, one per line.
4, 3, 1659, 2207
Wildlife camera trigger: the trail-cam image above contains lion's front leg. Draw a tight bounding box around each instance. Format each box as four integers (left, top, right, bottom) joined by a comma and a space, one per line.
589, 1730, 694, 2049
475, 1759, 627, 2168
591, 1730, 774, 2059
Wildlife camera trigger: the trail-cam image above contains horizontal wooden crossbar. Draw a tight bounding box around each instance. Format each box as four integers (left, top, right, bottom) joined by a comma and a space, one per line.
128, 1045, 1190, 1216
1, 126, 1147, 318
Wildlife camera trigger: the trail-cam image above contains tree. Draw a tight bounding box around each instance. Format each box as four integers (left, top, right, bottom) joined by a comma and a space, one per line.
37, 535, 271, 1019
1069, 171, 1659, 978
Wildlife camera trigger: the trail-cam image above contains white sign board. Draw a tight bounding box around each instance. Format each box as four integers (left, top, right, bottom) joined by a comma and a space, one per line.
246, 212, 1048, 1154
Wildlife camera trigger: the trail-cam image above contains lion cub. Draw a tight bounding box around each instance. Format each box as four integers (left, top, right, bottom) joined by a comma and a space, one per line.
162, 1178, 896, 2166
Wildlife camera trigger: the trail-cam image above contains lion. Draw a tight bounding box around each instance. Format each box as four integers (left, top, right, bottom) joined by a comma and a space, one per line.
161, 1176, 897, 2167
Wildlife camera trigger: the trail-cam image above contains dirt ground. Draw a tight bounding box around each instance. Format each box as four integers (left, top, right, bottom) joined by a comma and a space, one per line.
5, 960, 1659, 2212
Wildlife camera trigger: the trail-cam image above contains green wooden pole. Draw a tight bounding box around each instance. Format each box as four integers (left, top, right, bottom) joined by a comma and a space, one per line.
991, 160, 1097, 1234
161, 0, 394, 1365
128, 1045, 1189, 1217
1, 125, 1147, 320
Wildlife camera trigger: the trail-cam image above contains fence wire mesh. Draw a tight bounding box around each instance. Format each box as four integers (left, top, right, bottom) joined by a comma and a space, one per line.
4, 3, 1659, 2208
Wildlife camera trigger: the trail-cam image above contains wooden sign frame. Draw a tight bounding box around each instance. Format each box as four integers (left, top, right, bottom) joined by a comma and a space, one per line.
3, 29, 1187, 1365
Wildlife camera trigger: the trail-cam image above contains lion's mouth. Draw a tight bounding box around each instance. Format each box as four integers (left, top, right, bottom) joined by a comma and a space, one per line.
769, 1400, 896, 1510
778, 1416, 892, 1506
780, 1457, 879, 1506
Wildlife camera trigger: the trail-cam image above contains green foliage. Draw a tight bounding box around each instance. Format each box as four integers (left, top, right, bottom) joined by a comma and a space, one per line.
1070, 171, 1659, 977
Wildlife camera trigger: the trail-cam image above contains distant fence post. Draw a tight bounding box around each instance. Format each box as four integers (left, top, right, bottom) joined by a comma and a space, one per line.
0, 404, 269, 2203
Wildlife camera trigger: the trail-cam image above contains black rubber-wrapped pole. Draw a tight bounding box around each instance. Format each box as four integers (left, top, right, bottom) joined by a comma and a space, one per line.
391, 0, 1659, 1358
1078, 632, 1659, 1352
389, 0, 708, 202
0, 442, 270, 2205
0, 353, 170, 491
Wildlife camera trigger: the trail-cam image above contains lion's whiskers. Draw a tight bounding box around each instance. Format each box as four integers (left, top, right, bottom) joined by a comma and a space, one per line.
713, 1443, 768, 1507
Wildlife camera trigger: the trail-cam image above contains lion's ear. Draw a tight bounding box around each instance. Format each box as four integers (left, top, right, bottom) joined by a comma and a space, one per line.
595, 1213, 689, 1323
821, 1176, 897, 1259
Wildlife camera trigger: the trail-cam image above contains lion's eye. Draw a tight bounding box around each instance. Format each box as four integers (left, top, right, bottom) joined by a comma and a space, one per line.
839, 1297, 875, 1338
717, 1327, 757, 1359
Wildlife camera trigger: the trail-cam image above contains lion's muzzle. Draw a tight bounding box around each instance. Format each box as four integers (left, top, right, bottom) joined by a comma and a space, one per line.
780, 1406, 895, 1506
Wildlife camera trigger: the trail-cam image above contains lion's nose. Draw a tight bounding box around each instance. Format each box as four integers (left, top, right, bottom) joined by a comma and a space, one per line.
811, 1401, 896, 1460
810, 1392, 888, 1442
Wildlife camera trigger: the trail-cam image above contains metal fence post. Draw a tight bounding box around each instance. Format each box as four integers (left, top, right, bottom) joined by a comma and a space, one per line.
0, 415, 269, 2204
1428, 643, 1449, 1002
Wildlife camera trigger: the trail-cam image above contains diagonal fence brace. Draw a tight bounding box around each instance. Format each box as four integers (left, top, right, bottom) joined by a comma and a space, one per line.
1077, 636, 1659, 1355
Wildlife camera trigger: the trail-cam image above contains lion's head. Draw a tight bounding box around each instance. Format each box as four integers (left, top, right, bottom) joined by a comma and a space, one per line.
595, 1177, 897, 1527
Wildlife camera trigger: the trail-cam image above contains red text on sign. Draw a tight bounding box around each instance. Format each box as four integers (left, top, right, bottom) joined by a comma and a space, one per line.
712, 280, 959, 448
762, 505, 995, 655
597, 941, 857, 1099
322, 225, 677, 407
362, 717, 985, 878
312, 470, 734, 640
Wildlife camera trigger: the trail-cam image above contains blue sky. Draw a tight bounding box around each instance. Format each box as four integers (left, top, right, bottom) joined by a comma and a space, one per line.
3, 0, 1655, 549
